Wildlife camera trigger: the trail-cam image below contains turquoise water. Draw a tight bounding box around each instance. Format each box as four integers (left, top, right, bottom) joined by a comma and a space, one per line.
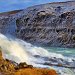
44, 47, 75, 57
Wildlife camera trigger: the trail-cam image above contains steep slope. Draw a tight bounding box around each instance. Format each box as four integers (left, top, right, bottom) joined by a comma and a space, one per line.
0, 1, 75, 47
16, 1, 75, 47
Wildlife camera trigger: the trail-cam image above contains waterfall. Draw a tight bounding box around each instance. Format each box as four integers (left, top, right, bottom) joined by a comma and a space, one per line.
0, 33, 64, 64
0, 33, 75, 75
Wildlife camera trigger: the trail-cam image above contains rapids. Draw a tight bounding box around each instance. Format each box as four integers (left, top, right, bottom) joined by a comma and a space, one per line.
0, 33, 75, 75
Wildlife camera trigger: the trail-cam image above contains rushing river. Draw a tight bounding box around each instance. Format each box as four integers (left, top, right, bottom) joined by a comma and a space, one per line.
0, 33, 75, 75
44, 47, 75, 58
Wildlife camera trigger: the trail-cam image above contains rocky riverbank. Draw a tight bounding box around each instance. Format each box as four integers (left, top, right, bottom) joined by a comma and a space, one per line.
0, 49, 58, 75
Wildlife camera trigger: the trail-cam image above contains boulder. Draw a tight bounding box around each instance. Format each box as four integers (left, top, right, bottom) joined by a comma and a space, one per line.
15, 62, 33, 70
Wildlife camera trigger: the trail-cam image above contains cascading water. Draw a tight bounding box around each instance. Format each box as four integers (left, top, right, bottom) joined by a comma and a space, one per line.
0, 33, 75, 75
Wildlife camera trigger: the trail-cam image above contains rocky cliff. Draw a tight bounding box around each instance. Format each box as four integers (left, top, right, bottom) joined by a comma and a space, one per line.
0, 1, 75, 47
16, 1, 75, 47
0, 10, 20, 35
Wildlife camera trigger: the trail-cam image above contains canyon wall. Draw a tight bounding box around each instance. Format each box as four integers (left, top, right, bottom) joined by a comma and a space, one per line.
16, 1, 75, 47
0, 1, 75, 47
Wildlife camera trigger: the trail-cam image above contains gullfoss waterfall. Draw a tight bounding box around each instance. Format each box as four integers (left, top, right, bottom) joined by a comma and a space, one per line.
0, 33, 75, 75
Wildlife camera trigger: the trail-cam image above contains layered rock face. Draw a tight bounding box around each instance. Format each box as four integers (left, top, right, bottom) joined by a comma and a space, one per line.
16, 1, 75, 47
0, 1, 75, 47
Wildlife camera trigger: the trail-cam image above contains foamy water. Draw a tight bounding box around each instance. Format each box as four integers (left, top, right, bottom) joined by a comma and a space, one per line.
0, 33, 75, 75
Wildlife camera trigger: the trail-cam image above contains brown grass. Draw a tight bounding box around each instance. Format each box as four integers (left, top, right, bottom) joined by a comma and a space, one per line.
14, 68, 58, 75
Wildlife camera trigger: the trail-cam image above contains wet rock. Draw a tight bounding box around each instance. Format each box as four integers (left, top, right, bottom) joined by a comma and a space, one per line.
27, 65, 33, 68
15, 62, 33, 70
0, 1, 75, 47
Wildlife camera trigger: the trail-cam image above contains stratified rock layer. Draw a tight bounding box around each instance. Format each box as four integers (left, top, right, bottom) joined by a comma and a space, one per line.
16, 1, 75, 47
0, 1, 75, 47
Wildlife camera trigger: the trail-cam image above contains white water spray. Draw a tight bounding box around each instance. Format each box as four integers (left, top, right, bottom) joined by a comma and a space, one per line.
0, 33, 64, 64
0, 33, 75, 75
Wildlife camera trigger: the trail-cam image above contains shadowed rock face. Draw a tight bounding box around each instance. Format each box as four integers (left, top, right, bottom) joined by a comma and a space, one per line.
0, 10, 22, 35
16, 1, 75, 47
0, 1, 75, 47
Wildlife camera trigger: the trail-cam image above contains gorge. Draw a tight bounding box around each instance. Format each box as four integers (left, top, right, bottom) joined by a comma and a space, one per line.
0, 1, 75, 47
0, 1, 75, 75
